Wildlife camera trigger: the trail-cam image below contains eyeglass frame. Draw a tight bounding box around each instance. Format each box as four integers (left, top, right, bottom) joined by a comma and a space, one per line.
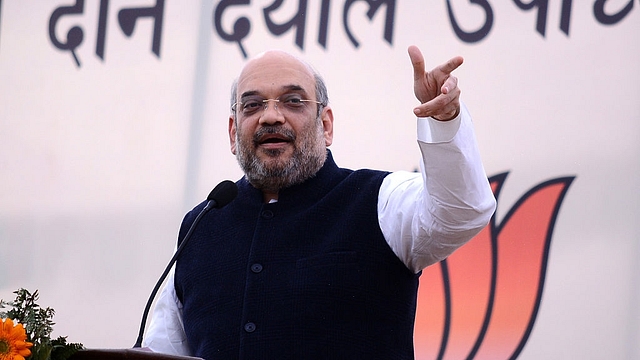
231, 95, 325, 118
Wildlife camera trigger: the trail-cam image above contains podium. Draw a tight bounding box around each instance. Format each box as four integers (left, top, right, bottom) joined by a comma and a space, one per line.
68, 349, 203, 360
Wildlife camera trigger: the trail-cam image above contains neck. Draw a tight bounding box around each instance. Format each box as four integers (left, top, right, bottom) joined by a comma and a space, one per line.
263, 191, 278, 203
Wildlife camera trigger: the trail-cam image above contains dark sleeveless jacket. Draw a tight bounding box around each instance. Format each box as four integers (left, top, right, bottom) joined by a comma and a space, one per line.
175, 152, 420, 359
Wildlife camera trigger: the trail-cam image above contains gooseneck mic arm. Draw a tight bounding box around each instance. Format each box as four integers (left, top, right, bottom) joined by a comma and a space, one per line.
133, 180, 238, 348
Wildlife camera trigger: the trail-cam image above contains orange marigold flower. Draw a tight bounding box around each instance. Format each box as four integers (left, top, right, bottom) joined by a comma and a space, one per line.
0, 318, 33, 360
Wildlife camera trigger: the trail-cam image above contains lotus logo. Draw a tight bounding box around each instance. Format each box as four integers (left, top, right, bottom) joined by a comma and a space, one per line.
415, 172, 575, 359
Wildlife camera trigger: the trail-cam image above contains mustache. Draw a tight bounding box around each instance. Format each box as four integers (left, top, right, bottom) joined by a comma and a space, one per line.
252, 125, 296, 144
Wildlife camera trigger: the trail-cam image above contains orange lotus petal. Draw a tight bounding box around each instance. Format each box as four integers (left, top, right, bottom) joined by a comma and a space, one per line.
474, 176, 574, 359
413, 172, 574, 360
443, 221, 494, 359
415, 173, 506, 359
415, 261, 447, 359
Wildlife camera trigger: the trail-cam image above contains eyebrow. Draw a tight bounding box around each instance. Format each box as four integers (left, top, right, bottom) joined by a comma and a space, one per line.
240, 85, 309, 99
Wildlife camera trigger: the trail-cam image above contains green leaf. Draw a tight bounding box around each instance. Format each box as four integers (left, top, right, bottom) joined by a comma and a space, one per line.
0, 289, 84, 360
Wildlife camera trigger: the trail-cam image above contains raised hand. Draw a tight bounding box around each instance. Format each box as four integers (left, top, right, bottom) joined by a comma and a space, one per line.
408, 45, 463, 121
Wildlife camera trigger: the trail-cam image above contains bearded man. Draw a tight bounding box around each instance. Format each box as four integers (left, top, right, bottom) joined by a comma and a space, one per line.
143, 47, 496, 359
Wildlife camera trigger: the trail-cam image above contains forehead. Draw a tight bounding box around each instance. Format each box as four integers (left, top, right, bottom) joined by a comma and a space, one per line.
236, 51, 316, 98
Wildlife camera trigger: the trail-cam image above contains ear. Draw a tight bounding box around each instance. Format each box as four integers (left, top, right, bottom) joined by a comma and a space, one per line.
228, 115, 237, 155
321, 106, 334, 147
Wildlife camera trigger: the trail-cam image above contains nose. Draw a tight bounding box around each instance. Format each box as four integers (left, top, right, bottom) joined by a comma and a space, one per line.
259, 99, 285, 125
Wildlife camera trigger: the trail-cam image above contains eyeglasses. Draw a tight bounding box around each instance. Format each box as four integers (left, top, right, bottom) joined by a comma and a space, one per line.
232, 94, 323, 117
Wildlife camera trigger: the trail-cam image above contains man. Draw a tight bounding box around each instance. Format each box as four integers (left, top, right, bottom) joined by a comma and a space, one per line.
144, 46, 496, 359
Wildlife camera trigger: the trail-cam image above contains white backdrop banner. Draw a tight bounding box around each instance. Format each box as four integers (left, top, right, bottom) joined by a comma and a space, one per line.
1, 1, 638, 359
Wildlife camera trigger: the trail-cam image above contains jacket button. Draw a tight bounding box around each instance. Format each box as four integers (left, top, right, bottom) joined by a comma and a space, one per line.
244, 322, 256, 333
261, 210, 274, 219
251, 263, 263, 273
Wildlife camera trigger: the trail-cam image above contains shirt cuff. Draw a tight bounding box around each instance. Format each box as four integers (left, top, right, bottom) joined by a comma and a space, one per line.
416, 104, 466, 144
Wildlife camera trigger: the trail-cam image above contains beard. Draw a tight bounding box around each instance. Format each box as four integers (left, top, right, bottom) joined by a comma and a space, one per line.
235, 117, 327, 194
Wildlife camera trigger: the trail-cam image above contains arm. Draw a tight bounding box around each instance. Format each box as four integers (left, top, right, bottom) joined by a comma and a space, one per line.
378, 104, 495, 272
142, 267, 192, 356
377, 46, 496, 273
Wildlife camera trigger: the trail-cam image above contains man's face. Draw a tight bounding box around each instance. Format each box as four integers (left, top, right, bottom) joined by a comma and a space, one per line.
228, 51, 334, 193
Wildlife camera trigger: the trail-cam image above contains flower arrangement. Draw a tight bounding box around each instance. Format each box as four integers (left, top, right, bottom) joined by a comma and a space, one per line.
0, 289, 83, 360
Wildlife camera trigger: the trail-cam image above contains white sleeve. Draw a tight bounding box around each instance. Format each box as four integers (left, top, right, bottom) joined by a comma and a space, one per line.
378, 102, 496, 273
142, 267, 192, 356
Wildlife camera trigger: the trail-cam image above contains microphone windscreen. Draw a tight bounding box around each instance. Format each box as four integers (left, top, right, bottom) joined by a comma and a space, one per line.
207, 180, 238, 208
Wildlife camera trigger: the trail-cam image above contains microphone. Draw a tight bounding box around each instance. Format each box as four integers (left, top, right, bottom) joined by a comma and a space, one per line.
133, 180, 238, 348
203, 180, 238, 210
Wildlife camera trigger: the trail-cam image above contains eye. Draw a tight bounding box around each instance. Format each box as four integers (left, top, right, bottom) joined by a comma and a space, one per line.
281, 94, 305, 108
241, 99, 263, 114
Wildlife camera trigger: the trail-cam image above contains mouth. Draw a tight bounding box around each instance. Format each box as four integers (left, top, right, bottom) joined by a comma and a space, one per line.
254, 128, 295, 148
258, 134, 291, 145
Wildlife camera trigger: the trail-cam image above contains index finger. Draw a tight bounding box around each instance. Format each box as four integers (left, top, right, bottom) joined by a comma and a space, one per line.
408, 45, 426, 81
435, 56, 464, 76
